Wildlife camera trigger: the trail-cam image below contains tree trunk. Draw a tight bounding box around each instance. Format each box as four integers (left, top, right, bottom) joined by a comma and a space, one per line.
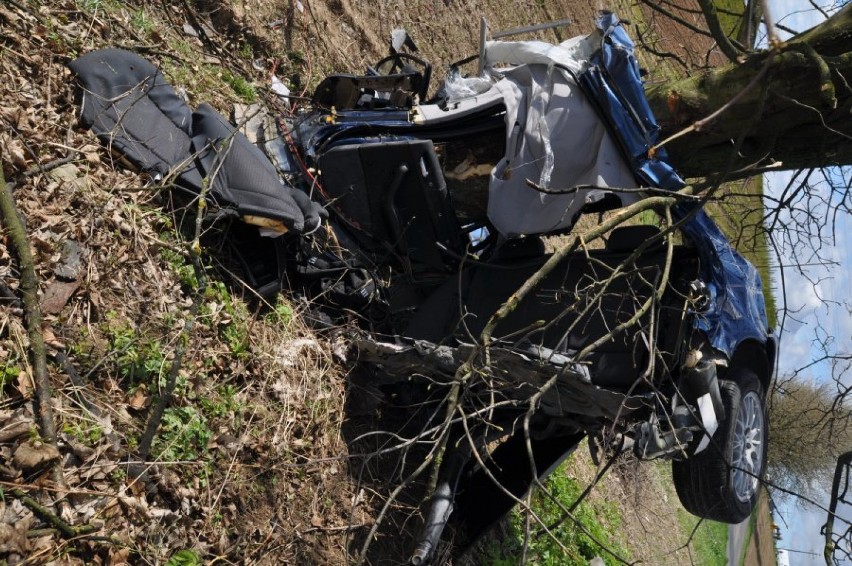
647, 5, 852, 177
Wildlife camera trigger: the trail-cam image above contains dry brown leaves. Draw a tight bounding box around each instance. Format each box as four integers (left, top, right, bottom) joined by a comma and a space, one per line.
0, 1, 361, 564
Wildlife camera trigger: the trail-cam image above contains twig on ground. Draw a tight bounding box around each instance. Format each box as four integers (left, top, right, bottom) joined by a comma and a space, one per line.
20, 155, 79, 179
8, 488, 98, 539
131, 221, 208, 481
0, 166, 62, 469
52, 351, 103, 418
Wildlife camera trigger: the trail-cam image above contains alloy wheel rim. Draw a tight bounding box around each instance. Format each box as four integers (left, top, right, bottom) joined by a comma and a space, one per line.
732, 390, 764, 503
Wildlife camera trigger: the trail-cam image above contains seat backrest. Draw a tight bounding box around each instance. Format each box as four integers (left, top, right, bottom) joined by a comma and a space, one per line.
460, 246, 697, 390
606, 224, 663, 253
317, 139, 463, 272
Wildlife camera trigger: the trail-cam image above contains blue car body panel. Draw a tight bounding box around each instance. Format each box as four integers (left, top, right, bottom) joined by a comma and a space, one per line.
581, 12, 771, 358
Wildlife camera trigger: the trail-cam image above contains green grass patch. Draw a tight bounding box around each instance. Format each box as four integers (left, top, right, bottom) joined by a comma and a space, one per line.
62, 419, 105, 444
675, 509, 729, 566
0, 358, 21, 391
203, 281, 252, 357
75, 0, 121, 13
103, 313, 168, 386
488, 465, 629, 565
265, 295, 294, 328
130, 8, 153, 37
160, 55, 256, 105
221, 70, 257, 102
151, 405, 212, 462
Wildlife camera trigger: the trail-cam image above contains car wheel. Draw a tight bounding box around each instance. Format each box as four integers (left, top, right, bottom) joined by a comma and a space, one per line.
672, 368, 767, 523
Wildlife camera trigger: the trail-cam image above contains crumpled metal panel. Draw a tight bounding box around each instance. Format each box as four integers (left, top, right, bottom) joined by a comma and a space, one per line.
581, 12, 771, 357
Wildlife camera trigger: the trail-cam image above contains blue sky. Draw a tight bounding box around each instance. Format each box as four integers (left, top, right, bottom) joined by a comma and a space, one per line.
766, 167, 852, 566
763, 1, 851, 563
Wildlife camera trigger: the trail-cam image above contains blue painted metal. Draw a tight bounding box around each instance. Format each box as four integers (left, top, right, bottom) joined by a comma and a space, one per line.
582, 11, 771, 357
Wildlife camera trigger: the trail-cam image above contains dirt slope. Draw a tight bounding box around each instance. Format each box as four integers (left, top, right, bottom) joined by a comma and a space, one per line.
0, 3, 356, 564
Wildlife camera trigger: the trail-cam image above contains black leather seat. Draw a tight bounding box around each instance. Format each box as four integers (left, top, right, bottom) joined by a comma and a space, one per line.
406, 226, 697, 390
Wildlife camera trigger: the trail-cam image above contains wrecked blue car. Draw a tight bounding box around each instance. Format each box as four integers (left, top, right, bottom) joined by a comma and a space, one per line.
70, 12, 777, 562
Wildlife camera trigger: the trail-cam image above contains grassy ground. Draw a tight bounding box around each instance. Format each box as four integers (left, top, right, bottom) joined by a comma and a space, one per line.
485, 445, 729, 566
675, 508, 729, 566
488, 467, 629, 565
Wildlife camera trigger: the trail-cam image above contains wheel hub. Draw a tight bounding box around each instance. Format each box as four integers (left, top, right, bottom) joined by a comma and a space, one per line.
733, 390, 764, 503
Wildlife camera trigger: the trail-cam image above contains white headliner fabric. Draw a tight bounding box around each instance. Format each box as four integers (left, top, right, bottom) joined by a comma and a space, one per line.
483, 37, 639, 236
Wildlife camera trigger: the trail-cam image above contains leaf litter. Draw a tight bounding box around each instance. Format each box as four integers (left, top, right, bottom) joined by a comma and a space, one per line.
0, 2, 359, 563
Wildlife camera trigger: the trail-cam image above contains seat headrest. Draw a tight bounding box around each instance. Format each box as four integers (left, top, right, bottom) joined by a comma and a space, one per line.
606, 225, 662, 253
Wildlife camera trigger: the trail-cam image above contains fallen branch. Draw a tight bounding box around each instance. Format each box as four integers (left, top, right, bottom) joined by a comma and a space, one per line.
20, 155, 79, 179
0, 167, 58, 446
0, 159, 76, 524
480, 187, 689, 343
8, 488, 98, 539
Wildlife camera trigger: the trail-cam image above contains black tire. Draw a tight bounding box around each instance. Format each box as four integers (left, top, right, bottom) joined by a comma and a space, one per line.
672, 368, 767, 523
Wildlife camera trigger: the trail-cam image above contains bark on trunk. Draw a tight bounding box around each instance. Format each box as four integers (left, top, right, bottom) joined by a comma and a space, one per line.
647, 5, 852, 177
